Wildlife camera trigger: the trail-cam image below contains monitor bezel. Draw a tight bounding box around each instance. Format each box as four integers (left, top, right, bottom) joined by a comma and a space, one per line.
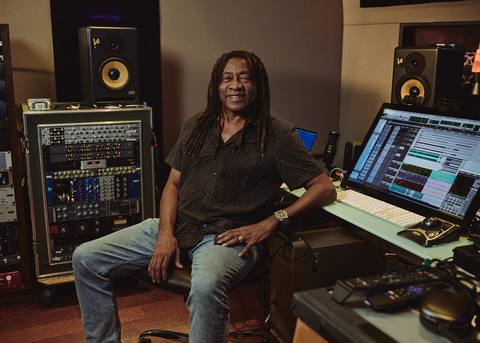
342, 102, 480, 229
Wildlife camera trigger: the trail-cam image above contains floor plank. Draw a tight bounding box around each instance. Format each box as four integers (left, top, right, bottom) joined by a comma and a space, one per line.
0, 277, 279, 343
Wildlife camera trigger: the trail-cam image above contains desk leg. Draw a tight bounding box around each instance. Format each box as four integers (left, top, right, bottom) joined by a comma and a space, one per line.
292, 318, 329, 343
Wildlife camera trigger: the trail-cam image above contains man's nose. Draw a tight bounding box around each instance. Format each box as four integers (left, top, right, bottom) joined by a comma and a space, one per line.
229, 78, 244, 89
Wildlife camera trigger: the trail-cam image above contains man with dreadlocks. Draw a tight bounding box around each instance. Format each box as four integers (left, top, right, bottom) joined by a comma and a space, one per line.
72, 50, 336, 343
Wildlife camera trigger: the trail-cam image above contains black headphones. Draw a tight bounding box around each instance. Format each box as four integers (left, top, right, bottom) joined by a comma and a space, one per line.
418, 257, 480, 342
419, 290, 476, 342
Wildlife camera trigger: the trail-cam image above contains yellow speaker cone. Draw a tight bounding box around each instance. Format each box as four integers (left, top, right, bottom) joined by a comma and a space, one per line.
101, 60, 129, 89
400, 79, 425, 100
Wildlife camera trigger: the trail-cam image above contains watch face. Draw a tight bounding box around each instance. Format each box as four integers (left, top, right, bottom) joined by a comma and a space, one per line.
275, 210, 288, 222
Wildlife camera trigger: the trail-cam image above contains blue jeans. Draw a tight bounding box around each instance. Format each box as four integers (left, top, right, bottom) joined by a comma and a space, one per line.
72, 218, 263, 343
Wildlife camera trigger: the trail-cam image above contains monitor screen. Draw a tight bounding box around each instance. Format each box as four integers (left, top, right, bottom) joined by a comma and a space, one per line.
343, 103, 480, 228
295, 127, 317, 151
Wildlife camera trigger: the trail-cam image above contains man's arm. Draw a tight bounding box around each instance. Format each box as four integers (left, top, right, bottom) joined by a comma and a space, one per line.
284, 172, 337, 223
148, 168, 183, 283
218, 172, 337, 256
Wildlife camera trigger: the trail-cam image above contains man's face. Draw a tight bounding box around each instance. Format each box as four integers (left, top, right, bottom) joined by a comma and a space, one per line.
219, 57, 257, 117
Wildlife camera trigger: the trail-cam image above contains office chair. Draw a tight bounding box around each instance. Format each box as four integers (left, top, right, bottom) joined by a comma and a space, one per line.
130, 246, 271, 343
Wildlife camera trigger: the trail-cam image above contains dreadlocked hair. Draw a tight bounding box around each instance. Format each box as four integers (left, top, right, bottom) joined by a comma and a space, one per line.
185, 50, 273, 158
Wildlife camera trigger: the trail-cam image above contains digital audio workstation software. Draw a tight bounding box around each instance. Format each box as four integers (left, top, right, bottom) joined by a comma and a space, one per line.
344, 103, 480, 227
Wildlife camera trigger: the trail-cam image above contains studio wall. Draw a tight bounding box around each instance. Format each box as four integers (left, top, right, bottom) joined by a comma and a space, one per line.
0, 0, 56, 127
159, 0, 343, 157
0, 0, 344, 160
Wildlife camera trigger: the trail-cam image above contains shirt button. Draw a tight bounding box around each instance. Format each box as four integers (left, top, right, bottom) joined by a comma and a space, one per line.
213, 172, 217, 176
203, 224, 207, 228
206, 193, 210, 196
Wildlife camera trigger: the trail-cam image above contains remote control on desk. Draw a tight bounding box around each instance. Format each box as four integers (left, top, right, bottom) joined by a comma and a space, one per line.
365, 283, 438, 310
332, 269, 444, 304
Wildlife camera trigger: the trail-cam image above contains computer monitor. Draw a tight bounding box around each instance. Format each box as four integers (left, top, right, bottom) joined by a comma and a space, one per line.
295, 127, 317, 151
342, 103, 480, 229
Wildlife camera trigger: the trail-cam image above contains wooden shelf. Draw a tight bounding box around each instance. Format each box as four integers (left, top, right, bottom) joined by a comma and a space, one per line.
400, 21, 480, 52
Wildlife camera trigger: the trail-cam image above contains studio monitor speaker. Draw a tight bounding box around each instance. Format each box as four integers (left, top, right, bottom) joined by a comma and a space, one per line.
391, 46, 465, 108
343, 140, 362, 173
79, 26, 140, 104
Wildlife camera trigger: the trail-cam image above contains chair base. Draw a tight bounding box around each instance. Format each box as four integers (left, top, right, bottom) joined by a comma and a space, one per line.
139, 330, 189, 342
229, 330, 270, 342
138, 329, 270, 342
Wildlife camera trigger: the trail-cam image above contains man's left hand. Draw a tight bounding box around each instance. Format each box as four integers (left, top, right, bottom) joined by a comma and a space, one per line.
216, 217, 279, 257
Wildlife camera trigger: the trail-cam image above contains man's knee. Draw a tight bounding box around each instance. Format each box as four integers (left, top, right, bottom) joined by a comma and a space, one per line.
190, 277, 228, 302
72, 241, 94, 271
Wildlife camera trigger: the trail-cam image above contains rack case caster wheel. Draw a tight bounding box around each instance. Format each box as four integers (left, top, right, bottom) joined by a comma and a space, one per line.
43, 285, 56, 306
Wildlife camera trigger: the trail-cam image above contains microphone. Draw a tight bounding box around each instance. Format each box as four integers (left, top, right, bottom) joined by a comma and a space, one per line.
322, 131, 340, 172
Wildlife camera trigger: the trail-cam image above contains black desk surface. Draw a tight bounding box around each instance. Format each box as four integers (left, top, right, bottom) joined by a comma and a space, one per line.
292, 288, 451, 343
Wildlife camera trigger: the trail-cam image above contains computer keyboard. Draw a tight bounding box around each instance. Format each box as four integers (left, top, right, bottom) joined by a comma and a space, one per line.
336, 189, 424, 228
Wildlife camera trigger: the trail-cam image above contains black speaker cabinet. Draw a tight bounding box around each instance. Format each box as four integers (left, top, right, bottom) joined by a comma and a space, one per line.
343, 140, 362, 173
269, 227, 384, 342
79, 26, 140, 104
391, 46, 465, 108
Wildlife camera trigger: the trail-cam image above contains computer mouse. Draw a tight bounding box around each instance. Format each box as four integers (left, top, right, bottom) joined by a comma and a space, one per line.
422, 217, 443, 230
419, 290, 475, 334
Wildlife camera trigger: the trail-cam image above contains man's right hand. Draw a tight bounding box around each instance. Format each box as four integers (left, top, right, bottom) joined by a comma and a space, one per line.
148, 232, 183, 283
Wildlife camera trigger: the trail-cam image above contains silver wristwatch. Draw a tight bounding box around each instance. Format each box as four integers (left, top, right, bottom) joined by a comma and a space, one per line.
274, 210, 289, 226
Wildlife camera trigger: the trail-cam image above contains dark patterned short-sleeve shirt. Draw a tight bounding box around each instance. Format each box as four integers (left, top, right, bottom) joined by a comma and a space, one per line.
165, 111, 325, 248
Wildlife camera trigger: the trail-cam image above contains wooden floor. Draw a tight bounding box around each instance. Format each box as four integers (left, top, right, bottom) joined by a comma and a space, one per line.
0, 277, 279, 343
